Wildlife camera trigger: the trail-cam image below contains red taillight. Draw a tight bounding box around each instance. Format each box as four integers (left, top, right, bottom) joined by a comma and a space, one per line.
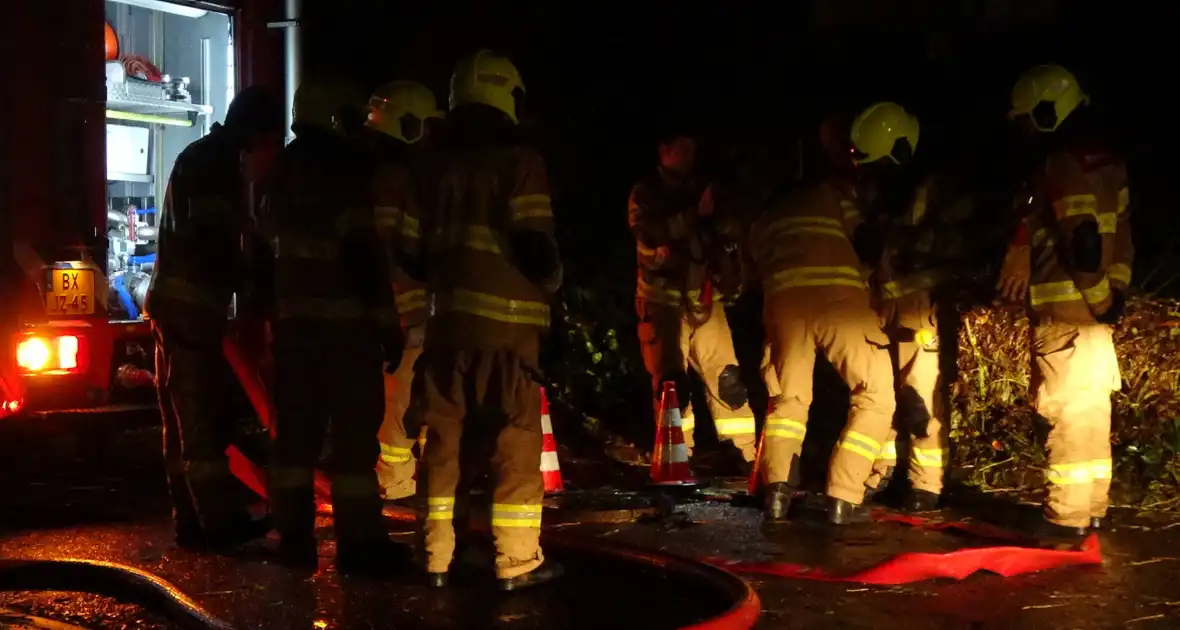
1, 399, 21, 414
15, 334, 87, 374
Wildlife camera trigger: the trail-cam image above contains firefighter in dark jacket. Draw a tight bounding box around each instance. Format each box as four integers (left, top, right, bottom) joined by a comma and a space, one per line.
260, 79, 408, 574
146, 86, 283, 550
403, 50, 564, 591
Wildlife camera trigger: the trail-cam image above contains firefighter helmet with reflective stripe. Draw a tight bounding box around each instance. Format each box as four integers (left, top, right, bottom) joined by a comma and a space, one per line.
292, 79, 363, 133
850, 102, 920, 165
1009, 64, 1088, 132
366, 81, 444, 144
449, 49, 525, 124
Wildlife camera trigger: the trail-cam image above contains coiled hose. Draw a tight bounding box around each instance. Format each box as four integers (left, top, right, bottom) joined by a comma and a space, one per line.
0, 558, 233, 630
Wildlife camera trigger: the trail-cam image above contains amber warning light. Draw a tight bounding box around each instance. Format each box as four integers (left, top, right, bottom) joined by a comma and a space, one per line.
15, 334, 86, 375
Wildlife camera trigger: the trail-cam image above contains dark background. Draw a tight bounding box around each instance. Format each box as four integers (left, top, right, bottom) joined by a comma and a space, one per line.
295, 0, 1178, 443
297, 0, 1176, 289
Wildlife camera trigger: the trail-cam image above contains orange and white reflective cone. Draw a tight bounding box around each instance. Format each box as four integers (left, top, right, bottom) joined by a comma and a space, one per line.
540, 387, 564, 494
651, 381, 696, 485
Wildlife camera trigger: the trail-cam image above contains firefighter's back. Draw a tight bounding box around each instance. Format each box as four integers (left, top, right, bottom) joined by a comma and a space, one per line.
421, 117, 555, 353
149, 129, 243, 333
266, 128, 385, 345
752, 178, 869, 307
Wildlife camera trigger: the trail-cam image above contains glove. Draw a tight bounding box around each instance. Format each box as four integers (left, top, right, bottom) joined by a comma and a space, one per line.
381, 328, 405, 373
995, 243, 1031, 304
717, 364, 749, 411
698, 185, 715, 218
404, 322, 425, 350
1069, 221, 1102, 273
508, 231, 562, 293
1097, 289, 1126, 326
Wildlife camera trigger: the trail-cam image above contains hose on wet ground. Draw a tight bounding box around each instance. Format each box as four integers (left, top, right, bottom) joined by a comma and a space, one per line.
0, 558, 234, 630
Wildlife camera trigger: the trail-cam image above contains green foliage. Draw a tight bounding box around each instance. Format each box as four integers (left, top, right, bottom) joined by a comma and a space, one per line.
953, 297, 1180, 510
542, 283, 652, 446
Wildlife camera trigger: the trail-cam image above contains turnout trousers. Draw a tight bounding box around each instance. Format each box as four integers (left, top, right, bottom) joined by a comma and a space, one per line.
1032, 320, 1119, 529
760, 290, 896, 504
154, 317, 252, 535
636, 299, 757, 460
869, 292, 950, 495
417, 342, 545, 580
377, 346, 424, 500
271, 325, 387, 545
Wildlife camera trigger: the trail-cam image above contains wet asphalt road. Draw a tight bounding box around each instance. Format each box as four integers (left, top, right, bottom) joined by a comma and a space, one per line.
2, 413, 1180, 629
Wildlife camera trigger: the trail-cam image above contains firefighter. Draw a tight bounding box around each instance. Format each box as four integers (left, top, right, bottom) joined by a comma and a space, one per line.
751, 103, 915, 524
996, 64, 1130, 538
261, 78, 409, 573
361, 80, 445, 501
146, 86, 283, 550
864, 168, 972, 512
629, 132, 757, 467
402, 49, 563, 590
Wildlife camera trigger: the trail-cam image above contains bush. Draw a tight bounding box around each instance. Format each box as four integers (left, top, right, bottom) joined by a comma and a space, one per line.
954, 296, 1180, 510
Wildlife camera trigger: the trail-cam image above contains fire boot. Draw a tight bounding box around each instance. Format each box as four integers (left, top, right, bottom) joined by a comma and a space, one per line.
274, 487, 319, 569
337, 537, 415, 578
763, 482, 795, 523
499, 560, 565, 592
202, 515, 274, 552
279, 535, 319, 570
426, 570, 448, 588
168, 473, 205, 549
904, 489, 941, 513
1030, 517, 1088, 544
827, 497, 873, 525
173, 511, 205, 550
867, 466, 894, 503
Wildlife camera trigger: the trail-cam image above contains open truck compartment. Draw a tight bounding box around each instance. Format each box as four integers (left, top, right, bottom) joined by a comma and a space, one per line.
102, 0, 234, 322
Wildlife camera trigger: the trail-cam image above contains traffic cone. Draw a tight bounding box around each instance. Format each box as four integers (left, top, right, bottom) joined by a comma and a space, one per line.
540, 387, 564, 494
650, 382, 697, 485
747, 431, 765, 496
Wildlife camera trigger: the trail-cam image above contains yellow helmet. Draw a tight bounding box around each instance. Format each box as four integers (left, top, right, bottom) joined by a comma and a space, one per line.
1009, 64, 1088, 132
292, 79, 363, 133
449, 49, 525, 123
365, 81, 444, 144
850, 102, 920, 165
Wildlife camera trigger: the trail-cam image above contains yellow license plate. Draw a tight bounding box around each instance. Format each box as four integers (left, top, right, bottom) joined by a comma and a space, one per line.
46, 268, 95, 316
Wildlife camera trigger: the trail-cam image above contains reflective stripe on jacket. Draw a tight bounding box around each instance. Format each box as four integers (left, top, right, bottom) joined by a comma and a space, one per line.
373, 159, 430, 328
628, 169, 710, 309
1026, 149, 1129, 324
749, 179, 869, 302
261, 128, 398, 332
412, 135, 561, 351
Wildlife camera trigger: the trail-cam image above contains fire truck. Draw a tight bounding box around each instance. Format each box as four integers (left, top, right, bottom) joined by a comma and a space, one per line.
1, 0, 300, 418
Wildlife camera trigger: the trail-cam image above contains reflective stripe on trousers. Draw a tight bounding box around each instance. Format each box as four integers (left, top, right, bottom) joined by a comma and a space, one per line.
380, 443, 413, 464
765, 265, 866, 295
1034, 321, 1119, 527
491, 503, 543, 529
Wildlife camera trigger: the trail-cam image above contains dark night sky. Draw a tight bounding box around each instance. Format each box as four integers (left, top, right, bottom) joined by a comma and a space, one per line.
298, 0, 1177, 286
